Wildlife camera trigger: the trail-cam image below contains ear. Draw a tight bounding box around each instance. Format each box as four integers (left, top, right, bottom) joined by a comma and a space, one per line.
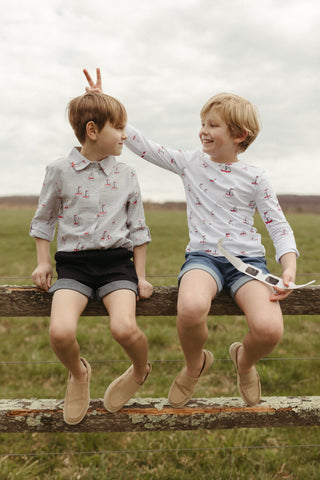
234, 131, 248, 145
86, 121, 97, 140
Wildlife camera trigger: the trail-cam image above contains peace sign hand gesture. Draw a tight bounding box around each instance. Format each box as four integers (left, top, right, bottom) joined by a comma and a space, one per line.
83, 67, 103, 93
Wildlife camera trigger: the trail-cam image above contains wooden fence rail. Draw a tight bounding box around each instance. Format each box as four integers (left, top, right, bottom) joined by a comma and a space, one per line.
1, 284, 320, 433
1, 285, 320, 317
1, 397, 320, 433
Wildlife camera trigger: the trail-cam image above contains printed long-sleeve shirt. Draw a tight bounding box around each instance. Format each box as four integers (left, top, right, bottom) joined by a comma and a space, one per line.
30, 147, 151, 252
125, 124, 298, 262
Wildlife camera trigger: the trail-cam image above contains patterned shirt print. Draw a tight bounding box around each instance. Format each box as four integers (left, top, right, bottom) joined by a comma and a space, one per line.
30, 147, 151, 252
125, 124, 298, 262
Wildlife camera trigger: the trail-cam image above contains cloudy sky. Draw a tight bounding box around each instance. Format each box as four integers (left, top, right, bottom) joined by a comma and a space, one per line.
1, 0, 319, 202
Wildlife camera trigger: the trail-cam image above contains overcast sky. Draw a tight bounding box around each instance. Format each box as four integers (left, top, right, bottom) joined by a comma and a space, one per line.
1, 0, 319, 202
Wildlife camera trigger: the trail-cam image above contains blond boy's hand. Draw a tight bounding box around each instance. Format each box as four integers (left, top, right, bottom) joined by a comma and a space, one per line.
137, 278, 153, 301
83, 67, 103, 93
270, 267, 295, 302
32, 263, 53, 291
270, 287, 293, 302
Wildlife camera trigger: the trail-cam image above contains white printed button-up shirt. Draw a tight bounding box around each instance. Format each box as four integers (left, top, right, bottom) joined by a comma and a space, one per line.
30, 147, 151, 252
125, 124, 298, 262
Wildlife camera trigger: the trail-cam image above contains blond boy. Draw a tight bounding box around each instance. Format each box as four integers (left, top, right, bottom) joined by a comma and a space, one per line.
84, 69, 298, 407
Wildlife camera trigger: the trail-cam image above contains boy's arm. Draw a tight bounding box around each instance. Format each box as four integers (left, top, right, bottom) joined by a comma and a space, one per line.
133, 244, 153, 300
255, 176, 298, 263
32, 238, 53, 291
270, 252, 297, 302
124, 123, 188, 174
83, 68, 188, 174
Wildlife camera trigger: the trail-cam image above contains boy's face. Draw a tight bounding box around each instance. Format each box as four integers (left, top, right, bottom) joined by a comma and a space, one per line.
199, 108, 239, 163
95, 121, 127, 157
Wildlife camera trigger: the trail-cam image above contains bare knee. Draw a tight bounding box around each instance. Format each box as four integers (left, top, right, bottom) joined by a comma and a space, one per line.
49, 323, 77, 350
177, 297, 210, 329
237, 283, 285, 347
177, 270, 217, 330
251, 313, 284, 347
110, 316, 141, 346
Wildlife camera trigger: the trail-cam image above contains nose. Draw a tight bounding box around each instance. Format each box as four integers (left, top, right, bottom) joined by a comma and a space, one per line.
200, 124, 207, 135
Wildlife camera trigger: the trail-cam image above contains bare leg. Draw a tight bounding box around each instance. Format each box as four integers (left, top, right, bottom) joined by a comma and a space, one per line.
103, 289, 149, 383
235, 280, 284, 373
177, 270, 218, 377
50, 289, 89, 382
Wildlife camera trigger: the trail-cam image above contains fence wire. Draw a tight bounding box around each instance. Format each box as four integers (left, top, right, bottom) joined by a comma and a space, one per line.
1, 443, 320, 458
1, 356, 320, 366
1, 272, 320, 280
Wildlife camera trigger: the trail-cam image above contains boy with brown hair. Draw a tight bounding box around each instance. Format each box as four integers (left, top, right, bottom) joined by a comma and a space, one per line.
30, 92, 153, 424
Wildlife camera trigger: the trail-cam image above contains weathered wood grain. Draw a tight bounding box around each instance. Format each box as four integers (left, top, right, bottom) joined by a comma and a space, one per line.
1, 397, 319, 433
1, 285, 319, 317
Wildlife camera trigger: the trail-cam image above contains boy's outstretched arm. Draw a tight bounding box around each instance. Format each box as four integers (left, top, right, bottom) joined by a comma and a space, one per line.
133, 244, 153, 301
83, 68, 103, 93
83, 68, 186, 174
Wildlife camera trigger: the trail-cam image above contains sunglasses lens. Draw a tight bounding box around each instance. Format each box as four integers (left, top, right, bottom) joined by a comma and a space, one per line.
245, 266, 259, 276
265, 276, 279, 286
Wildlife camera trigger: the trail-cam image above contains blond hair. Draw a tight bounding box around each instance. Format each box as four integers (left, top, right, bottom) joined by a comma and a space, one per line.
200, 93, 261, 152
67, 92, 127, 144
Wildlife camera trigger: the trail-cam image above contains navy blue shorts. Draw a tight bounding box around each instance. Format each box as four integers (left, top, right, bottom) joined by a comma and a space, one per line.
178, 251, 270, 298
49, 248, 138, 300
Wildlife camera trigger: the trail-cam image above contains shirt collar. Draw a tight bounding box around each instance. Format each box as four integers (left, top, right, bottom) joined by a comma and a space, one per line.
68, 147, 117, 176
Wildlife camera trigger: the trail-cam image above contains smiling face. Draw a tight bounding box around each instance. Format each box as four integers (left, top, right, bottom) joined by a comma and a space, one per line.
200, 93, 261, 154
199, 108, 240, 164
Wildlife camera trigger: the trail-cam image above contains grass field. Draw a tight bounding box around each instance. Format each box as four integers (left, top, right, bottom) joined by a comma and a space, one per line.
0, 207, 320, 479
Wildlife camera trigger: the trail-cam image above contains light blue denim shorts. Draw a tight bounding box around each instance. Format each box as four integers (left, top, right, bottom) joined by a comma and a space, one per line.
178, 251, 270, 298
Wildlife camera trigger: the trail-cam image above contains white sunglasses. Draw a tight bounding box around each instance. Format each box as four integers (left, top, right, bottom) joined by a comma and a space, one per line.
217, 238, 315, 290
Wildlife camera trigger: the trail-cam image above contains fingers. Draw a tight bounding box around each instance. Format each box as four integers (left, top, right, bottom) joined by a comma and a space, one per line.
270, 288, 293, 302
85, 87, 102, 93
96, 67, 101, 85
32, 267, 52, 292
32, 273, 47, 291
83, 67, 102, 90
47, 273, 52, 290
138, 282, 154, 300
83, 68, 94, 87
39, 273, 49, 291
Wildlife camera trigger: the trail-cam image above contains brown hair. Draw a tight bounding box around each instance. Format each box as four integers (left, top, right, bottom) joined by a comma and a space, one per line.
67, 92, 127, 144
200, 93, 261, 152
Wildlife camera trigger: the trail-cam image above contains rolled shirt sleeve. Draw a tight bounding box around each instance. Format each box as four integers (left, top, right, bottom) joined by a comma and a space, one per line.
29, 163, 62, 242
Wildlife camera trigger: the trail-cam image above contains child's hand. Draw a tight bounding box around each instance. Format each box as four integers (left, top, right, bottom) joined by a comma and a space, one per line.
32, 263, 53, 292
270, 268, 295, 302
137, 278, 153, 300
83, 67, 103, 93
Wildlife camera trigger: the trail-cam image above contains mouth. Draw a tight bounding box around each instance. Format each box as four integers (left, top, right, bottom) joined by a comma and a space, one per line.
202, 139, 213, 145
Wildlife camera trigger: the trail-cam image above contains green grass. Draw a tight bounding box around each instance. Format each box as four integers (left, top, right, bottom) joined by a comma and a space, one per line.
0, 208, 320, 479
